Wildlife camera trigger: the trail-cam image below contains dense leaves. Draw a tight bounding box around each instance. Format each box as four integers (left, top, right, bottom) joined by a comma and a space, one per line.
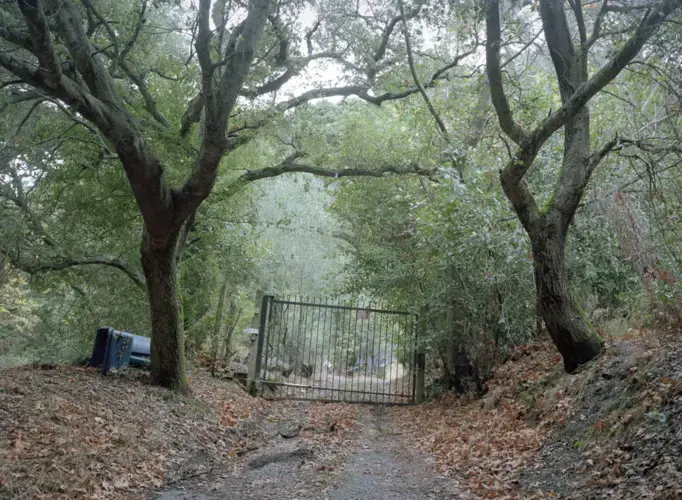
0, 0, 681, 388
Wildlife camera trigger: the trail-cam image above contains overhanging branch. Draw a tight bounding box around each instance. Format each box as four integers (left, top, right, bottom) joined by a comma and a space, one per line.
2, 248, 146, 290
221, 153, 437, 200
28, 255, 146, 289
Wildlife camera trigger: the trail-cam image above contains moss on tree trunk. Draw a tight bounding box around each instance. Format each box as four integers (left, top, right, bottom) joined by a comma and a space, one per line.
141, 231, 189, 393
531, 223, 602, 373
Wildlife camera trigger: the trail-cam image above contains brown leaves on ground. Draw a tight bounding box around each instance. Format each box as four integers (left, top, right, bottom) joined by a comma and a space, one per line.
391, 341, 564, 499
4, 330, 680, 499
0, 363, 363, 499
298, 401, 360, 473
522, 330, 682, 499
393, 330, 682, 499
0, 365, 277, 499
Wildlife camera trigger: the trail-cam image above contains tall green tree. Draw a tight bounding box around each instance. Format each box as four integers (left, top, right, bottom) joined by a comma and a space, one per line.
0, 0, 272, 391
486, 0, 682, 371
0, 0, 453, 390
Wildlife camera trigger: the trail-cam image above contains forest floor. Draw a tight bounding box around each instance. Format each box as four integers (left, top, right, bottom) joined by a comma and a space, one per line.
1, 327, 681, 499
392, 327, 682, 499
158, 405, 465, 500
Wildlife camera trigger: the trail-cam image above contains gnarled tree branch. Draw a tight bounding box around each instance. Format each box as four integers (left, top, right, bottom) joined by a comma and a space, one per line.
221, 152, 437, 200
485, 0, 528, 145
5, 251, 146, 289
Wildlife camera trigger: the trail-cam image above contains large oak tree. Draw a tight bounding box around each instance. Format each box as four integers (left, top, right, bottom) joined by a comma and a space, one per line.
486, 0, 681, 371
0, 0, 462, 390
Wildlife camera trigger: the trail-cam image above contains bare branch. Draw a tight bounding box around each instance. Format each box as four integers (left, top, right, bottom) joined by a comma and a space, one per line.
14, 97, 48, 137
586, 0, 611, 48
120, 0, 148, 62
399, 0, 448, 138
605, 1, 659, 13
369, 0, 424, 81
500, 30, 542, 69
305, 19, 321, 56
268, 49, 476, 115
241, 51, 348, 99
80, 0, 120, 60
586, 135, 624, 173
119, 59, 171, 126
12, 252, 146, 289
150, 68, 180, 81
268, 14, 289, 66
180, 92, 205, 137
568, 0, 587, 47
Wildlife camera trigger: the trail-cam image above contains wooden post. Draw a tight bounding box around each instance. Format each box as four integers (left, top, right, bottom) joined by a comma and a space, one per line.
415, 305, 427, 404
246, 290, 264, 395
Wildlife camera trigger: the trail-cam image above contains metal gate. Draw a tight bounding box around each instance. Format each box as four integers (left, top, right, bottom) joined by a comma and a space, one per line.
254, 296, 417, 404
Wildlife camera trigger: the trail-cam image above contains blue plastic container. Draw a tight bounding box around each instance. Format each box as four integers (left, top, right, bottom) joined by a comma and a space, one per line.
90, 327, 134, 375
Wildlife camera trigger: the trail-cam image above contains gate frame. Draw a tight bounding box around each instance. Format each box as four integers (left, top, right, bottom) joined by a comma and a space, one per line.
250, 294, 424, 405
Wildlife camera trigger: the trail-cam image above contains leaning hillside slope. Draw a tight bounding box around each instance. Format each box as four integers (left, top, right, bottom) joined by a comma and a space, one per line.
0, 365, 358, 499
393, 330, 682, 499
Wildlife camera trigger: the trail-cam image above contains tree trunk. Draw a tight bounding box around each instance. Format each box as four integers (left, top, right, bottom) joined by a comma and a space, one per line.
210, 280, 229, 376
141, 230, 189, 393
531, 221, 602, 373
485, 0, 679, 375
224, 298, 238, 355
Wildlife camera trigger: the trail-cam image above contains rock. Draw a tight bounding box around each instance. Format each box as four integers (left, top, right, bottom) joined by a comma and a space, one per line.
279, 423, 302, 439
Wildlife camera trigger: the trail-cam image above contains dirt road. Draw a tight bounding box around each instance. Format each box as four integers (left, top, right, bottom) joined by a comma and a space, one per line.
157, 405, 466, 500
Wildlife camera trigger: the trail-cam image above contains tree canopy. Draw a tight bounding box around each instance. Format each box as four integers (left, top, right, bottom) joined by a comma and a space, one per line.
1, 0, 682, 391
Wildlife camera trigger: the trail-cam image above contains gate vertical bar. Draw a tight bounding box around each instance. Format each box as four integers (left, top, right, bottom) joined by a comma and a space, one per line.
322, 299, 330, 399
279, 298, 288, 393
415, 307, 426, 403
386, 312, 394, 403
369, 303, 378, 400
312, 298, 323, 399
304, 297, 313, 396
361, 302, 368, 401
376, 309, 383, 402
351, 300, 359, 400
396, 316, 404, 402
344, 299, 353, 400
252, 294, 270, 395
261, 297, 275, 384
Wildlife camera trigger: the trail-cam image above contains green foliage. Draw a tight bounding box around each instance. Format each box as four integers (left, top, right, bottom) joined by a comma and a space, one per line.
1, 0, 681, 388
